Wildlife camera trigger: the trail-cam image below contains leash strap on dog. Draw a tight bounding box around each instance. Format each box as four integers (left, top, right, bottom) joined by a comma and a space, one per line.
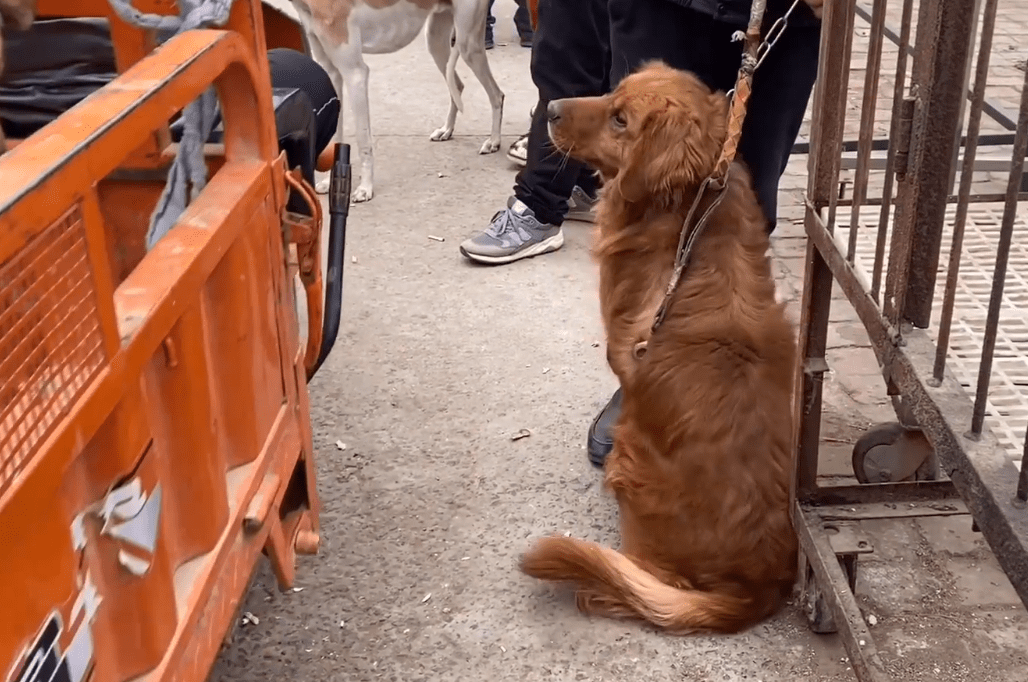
644, 0, 802, 344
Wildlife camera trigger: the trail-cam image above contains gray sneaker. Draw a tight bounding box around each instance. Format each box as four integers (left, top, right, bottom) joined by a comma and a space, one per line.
566, 185, 597, 223
460, 197, 564, 264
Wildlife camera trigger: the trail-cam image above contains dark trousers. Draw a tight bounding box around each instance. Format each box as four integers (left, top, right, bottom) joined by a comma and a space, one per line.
267, 48, 340, 165
513, 0, 610, 227
608, 0, 821, 233
487, 0, 534, 40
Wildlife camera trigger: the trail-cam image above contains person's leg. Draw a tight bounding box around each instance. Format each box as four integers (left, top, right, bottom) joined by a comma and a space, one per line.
736, 21, 821, 233
268, 47, 340, 161
267, 48, 340, 214
514, 0, 534, 46
460, 0, 610, 265
486, 0, 496, 48
587, 0, 820, 467
608, 0, 740, 101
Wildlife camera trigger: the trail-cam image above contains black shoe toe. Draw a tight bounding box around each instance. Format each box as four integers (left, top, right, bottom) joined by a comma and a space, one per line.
587, 388, 622, 468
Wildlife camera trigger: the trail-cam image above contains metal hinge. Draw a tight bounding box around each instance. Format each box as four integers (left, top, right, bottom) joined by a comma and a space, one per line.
894, 95, 917, 180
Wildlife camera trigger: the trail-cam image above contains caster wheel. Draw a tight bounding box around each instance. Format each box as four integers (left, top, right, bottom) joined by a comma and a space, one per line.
852, 422, 937, 484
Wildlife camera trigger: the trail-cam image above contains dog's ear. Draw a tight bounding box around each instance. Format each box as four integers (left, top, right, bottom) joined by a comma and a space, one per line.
615, 105, 721, 205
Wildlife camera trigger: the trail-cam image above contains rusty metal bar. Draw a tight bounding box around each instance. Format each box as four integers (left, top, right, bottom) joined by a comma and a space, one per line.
852, 0, 1019, 132
969, 65, 1028, 437
813, 500, 968, 521
792, 132, 1018, 156
932, 0, 999, 384
803, 479, 959, 506
838, 192, 1028, 208
839, 153, 1028, 173
792, 0, 857, 501
795, 505, 891, 682
871, 0, 915, 301
805, 197, 898, 362
945, 0, 983, 197
845, 0, 888, 264
804, 195, 1028, 609
825, 9, 857, 236
895, 0, 979, 329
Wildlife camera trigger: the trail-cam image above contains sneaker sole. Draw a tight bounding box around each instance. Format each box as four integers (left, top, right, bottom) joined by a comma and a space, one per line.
460, 232, 564, 265
565, 208, 595, 223
506, 150, 527, 167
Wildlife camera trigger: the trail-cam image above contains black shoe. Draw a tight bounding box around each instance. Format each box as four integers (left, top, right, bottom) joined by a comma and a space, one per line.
485, 34, 495, 49
587, 388, 622, 468
519, 35, 533, 48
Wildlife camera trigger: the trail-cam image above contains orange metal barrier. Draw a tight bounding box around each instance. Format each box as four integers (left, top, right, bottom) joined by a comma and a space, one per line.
0, 6, 322, 682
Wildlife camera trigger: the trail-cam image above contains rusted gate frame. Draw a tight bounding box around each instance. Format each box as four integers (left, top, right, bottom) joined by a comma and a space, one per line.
792, 0, 1028, 677
790, 0, 1027, 187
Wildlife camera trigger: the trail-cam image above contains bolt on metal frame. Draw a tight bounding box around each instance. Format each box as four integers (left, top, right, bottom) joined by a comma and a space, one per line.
792, 0, 1028, 677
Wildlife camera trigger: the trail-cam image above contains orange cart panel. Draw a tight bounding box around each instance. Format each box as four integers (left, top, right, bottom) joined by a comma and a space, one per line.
0, 4, 322, 682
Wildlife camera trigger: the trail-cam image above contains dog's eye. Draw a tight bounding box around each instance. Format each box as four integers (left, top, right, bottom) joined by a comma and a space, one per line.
611, 111, 627, 129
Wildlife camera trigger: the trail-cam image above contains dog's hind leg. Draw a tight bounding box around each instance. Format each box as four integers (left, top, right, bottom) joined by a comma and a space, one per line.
452, 0, 504, 154
426, 8, 462, 142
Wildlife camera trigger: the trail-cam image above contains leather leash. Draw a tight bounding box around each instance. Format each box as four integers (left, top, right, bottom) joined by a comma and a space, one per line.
633, 0, 803, 360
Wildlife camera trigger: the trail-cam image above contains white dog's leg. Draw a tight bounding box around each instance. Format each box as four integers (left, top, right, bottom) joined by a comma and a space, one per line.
453, 0, 504, 154
326, 40, 375, 203
426, 9, 462, 142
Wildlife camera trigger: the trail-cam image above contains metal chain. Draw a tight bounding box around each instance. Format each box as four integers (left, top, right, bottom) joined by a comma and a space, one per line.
726, 0, 804, 100
758, 0, 803, 67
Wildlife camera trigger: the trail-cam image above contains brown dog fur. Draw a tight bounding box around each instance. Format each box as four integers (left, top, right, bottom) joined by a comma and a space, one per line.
519, 62, 798, 635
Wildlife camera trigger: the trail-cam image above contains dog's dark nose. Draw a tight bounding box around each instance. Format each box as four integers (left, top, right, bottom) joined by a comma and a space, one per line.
547, 100, 563, 122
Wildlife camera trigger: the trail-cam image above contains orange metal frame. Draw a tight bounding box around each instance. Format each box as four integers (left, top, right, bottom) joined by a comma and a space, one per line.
0, 2, 323, 682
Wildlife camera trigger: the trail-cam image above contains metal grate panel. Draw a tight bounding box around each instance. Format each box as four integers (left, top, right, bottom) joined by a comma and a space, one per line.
0, 205, 107, 497
837, 204, 1028, 470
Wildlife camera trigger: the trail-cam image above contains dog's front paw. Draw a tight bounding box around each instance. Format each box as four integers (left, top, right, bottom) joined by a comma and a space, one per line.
430, 126, 454, 142
351, 183, 374, 203
479, 137, 501, 155
314, 176, 330, 195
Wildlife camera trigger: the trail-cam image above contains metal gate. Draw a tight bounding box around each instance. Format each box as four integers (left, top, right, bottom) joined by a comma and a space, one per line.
792, 0, 1028, 677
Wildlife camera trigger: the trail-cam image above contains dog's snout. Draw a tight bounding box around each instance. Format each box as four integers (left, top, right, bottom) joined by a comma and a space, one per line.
547, 100, 564, 122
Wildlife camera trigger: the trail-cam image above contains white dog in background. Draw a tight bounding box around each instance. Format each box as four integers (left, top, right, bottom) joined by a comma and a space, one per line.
266, 0, 505, 202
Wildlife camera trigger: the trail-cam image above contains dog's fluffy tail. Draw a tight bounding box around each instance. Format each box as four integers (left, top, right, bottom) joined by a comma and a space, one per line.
446, 29, 464, 113
520, 536, 777, 634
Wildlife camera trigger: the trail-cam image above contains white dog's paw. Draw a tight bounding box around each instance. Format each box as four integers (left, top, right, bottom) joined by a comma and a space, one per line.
479, 137, 501, 155
430, 126, 454, 142
315, 176, 330, 195
351, 184, 374, 203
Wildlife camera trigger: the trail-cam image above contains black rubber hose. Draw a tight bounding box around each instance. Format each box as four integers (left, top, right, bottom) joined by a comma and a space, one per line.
310, 142, 350, 379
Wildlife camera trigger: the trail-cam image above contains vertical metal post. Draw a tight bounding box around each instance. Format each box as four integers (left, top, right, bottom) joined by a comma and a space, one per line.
892, 0, 980, 329
845, 0, 888, 264
970, 65, 1028, 436
870, 0, 915, 302
933, 0, 998, 384
946, 0, 983, 195
792, 0, 856, 501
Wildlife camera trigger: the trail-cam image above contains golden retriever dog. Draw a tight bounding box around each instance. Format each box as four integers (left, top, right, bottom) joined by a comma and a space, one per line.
519, 61, 798, 634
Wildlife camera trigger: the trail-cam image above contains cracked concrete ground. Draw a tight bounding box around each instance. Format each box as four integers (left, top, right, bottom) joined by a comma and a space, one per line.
209, 6, 1028, 680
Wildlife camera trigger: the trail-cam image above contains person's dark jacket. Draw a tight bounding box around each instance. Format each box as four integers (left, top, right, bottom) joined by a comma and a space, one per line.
661, 0, 822, 29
